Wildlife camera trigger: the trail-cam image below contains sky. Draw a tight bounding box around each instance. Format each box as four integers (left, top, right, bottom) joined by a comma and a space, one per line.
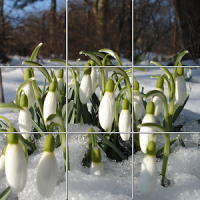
4, 0, 66, 19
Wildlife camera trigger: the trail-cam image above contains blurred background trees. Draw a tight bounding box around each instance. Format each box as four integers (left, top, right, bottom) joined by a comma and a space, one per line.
68, 0, 132, 61
0, 0, 66, 63
134, 0, 200, 63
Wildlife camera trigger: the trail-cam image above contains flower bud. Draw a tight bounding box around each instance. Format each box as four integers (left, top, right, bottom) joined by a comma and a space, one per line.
5, 134, 27, 192
19, 94, 32, 136
57, 68, 65, 94
79, 68, 92, 104
36, 134, 58, 198
119, 99, 131, 141
43, 82, 57, 124
98, 79, 115, 130
23, 68, 35, 108
90, 147, 105, 176
140, 141, 157, 197
91, 67, 97, 94
175, 67, 186, 106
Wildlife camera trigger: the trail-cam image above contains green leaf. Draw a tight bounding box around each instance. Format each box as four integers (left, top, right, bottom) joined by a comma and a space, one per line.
46, 114, 66, 132
30, 43, 43, 62
22, 61, 42, 66
0, 103, 23, 113
150, 61, 163, 66
62, 104, 66, 121
48, 59, 66, 66
32, 119, 43, 132
175, 51, 189, 66
99, 49, 123, 66
37, 67, 52, 84
80, 103, 92, 124
0, 186, 12, 200
92, 51, 113, 65
79, 51, 102, 66
178, 134, 186, 147
76, 58, 80, 66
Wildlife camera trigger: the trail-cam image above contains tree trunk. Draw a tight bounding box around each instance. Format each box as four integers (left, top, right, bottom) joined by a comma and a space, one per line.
50, 0, 56, 56
0, 69, 4, 103
172, 0, 200, 61
97, 0, 108, 47
0, 0, 4, 51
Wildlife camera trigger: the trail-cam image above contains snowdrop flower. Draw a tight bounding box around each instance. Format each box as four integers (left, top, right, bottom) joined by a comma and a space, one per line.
5, 131, 27, 192
152, 76, 164, 116
57, 68, 65, 94
90, 147, 105, 176
0, 145, 6, 178
18, 94, 32, 139
23, 68, 35, 108
43, 81, 57, 125
140, 141, 158, 197
99, 79, 115, 130
133, 80, 143, 120
140, 101, 156, 154
91, 67, 97, 94
175, 67, 186, 106
36, 134, 58, 198
119, 99, 131, 141
79, 67, 92, 104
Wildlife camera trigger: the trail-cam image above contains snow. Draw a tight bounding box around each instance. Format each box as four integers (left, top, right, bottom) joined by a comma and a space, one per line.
0, 134, 66, 200
68, 133, 132, 200
134, 67, 200, 131
134, 133, 200, 200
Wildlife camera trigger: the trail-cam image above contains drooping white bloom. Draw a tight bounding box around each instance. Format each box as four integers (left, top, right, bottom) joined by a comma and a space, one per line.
79, 68, 92, 104
43, 82, 57, 124
120, 134, 131, 141
119, 99, 131, 141
99, 79, 115, 130
5, 134, 27, 192
140, 101, 157, 153
140, 141, 157, 197
19, 108, 32, 133
175, 68, 186, 106
90, 147, 105, 176
133, 80, 143, 120
36, 151, 58, 198
36, 134, 58, 198
152, 92, 163, 116
23, 68, 35, 108
91, 67, 97, 94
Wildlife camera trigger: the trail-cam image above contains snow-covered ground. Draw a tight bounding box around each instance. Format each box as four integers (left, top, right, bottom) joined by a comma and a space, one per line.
134, 67, 200, 132
68, 133, 132, 200
134, 133, 200, 200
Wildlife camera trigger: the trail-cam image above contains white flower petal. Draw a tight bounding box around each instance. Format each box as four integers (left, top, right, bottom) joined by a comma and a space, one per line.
91, 68, 97, 94
133, 90, 143, 120
139, 134, 156, 154
19, 107, 32, 132
120, 134, 131, 141
175, 76, 186, 106
36, 152, 58, 198
5, 144, 27, 192
90, 162, 105, 176
140, 114, 156, 133
43, 92, 57, 123
140, 155, 158, 197
79, 75, 92, 104
119, 110, 131, 133
99, 92, 115, 130
23, 83, 35, 108
153, 96, 163, 116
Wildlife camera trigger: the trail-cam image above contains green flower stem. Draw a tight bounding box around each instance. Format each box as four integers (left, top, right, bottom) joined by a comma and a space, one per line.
99, 67, 132, 103
174, 50, 188, 66
100, 69, 106, 96
161, 67, 175, 130
114, 76, 124, 93
91, 133, 97, 147
144, 90, 169, 131
87, 134, 92, 163
161, 133, 170, 186
0, 116, 13, 128
137, 123, 166, 132
76, 67, 80, 82
112, 133, 117, 160
133, 111, 137, 132
69, 68, 81, 123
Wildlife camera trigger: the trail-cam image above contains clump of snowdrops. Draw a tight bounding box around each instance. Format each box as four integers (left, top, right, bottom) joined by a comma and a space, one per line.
0, 43, 66, 199
68, 49, 132, 172
134, 51, 190, 197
